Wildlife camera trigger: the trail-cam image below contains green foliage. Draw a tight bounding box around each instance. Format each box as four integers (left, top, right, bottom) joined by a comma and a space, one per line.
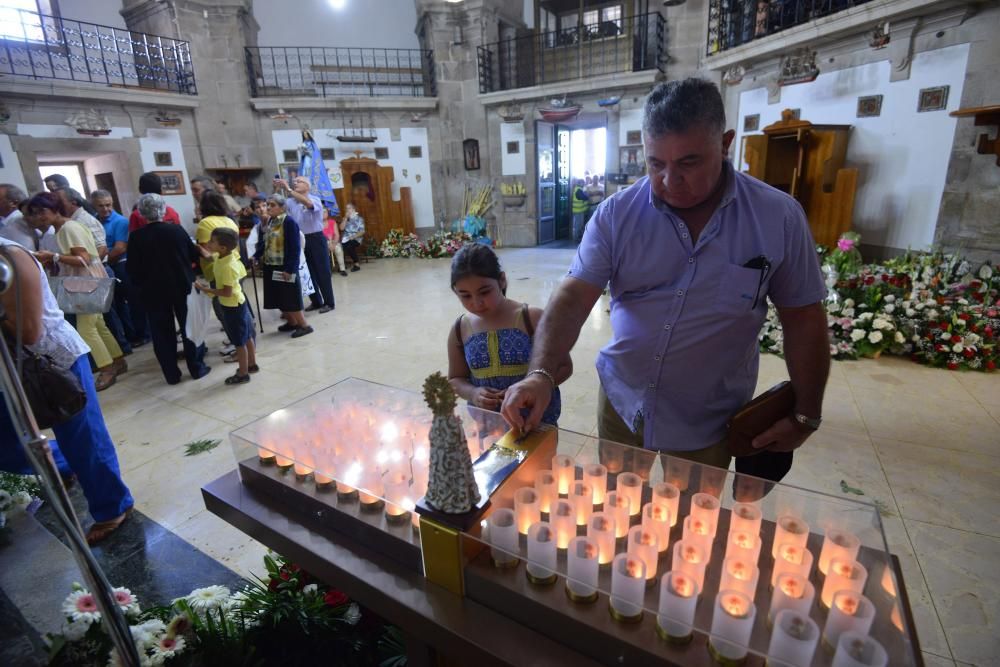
184, 439, 221, 457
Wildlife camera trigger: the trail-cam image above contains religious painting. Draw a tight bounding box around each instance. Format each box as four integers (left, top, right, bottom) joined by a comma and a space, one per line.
918, 86, 949, 113
156, 171, 185, 195
320, 148, 335, 161
408, 146, 423, 159
153, 151, 172, 167
506, 141, 520, 154
620, 146, 645, 177
282, 149, 298, 162
625, 130, 642, 145
856, 95, 883, 118
743, 114, 760, 132
463, 139, 480, 170
374, 147, 389, 160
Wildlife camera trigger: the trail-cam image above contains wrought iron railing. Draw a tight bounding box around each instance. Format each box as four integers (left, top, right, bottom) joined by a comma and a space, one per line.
477, 12, 665, 94
245, 46, 436, 98
0, 9, 196, 94
707, 0, 875, 55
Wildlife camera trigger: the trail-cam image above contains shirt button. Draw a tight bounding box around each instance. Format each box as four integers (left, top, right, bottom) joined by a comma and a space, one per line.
682, 233, 689, 239
648, 383, 655, 389
676, 290, 684, 297
664, 324, 671, 330
654, 355, 661, 361
688, 257, 695, 263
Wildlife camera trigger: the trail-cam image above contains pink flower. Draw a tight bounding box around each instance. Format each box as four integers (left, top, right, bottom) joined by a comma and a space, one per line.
837, 237, 855, 252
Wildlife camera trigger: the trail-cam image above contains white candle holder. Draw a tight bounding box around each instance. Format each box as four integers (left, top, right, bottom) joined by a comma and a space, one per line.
582, 463, 608, 505
570, 480, 594, 527
724, 530, 761, 565
771, 542, 815, 587
565, 536, 600, 603
690, 492, 721, 526
768, 609, 820, 667
656, 571, 699, 644
526, 521, 558, 585
682, 515, 716, 557
616, 472, 643, 517
769, 573, 815, 627
358, 475, 385, 511
824, 591, 876, 651
587, 512, 617, 567
274, 453, 294, 471
552, 454, 575, 495
487, 508, 520, 569
772, 514, 810, 558
651, 481, 681, 527
609, 553, 646, 623
627, 525, 659, 586
671, 539, 708, 594
719, 556, 760, 601
535, 469, 557, 514
818, 528, 861, 575
729, 502, 762, 537
551, 499, 576, 549
821, 558, 869, 609
605, 490, 631, 539
662, 456, 693, 491
641, 502, 671, 554
708, 590, 756, 664
313, 469, 334, 489
293, 461, 313, 481
383, 471, 411, 524
831, 632, 888, 667
514, 486, 541, 535
257, 447, 276, 465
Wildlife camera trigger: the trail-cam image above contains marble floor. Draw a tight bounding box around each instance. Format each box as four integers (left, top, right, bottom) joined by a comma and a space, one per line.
84, 247, 998, 666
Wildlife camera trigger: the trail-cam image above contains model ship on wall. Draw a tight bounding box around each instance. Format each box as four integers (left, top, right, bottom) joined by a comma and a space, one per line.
65, 109, 111, 136
778, 49, 819, 86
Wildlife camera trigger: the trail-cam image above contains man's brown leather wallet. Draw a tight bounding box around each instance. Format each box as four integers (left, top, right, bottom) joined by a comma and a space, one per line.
726, 381, 795, 457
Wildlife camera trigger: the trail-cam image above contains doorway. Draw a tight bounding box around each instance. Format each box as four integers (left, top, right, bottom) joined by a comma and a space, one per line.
535, 120, 608, 245
38, 163, 86, 193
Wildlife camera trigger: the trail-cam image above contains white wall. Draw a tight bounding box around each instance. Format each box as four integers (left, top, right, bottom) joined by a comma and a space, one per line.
734, 43, 970, 252
56, 0, 126, 28
84, 152, 133, 209
0, 135, 27, 193
618, 108, 643, 146
138, 129, 195, 230
254, 0, 419, 49
271, 127, 434, 228
500, 122, 526, 176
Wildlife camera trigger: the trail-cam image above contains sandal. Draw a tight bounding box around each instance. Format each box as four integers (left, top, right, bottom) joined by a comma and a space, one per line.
85, 507, 133, 545
225, 373, 251, 385
112, 357, 128, 375
95, 371, 117, 392
248, 364, 260, 374
223, 351, 239, 363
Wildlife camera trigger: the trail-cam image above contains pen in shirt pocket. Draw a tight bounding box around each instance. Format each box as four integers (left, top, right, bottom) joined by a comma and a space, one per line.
742, 255, 771, 310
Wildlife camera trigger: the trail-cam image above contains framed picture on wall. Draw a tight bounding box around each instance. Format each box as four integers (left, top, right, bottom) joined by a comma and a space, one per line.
620, 146, 645, 177
463, 139, 480, 170
279, 162, 300, 181
856, 95, 883, 118
626, 130, 641, 145
153, 151, 172, 167
156, 171, 185, 195
917, 86, 949, 112
743, 114, 760, 132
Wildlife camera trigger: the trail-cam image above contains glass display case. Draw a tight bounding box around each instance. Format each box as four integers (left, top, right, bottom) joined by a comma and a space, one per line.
228, 378, 921, 666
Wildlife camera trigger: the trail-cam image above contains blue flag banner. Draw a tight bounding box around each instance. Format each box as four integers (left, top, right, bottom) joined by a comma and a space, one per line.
299, 136, 339, 216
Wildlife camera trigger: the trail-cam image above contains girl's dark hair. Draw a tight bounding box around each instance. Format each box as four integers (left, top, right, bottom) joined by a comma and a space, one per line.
25, 191, 66, 217
450, 243, 506, 295
200, 190, 229, 217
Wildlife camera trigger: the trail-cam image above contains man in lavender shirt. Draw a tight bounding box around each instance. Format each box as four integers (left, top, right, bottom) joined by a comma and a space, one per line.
502, 79, 829, 477
277, 175, 336, 313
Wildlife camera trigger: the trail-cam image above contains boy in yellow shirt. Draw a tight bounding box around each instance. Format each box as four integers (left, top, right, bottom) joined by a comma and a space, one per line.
195, 227, 257, 384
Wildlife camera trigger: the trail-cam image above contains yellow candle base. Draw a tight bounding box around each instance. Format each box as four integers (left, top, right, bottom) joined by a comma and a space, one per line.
360, 498, 385, 511
655, 623, 693, 645
492, 556, 520, 570
564, 584, 598, 604
707, 640, 748, 667
295, 471, 313, 483
314, 477, 334, 490
526, 570, 558, 586
608, 602, 643, 624
258, 455, 275, 466
385, 510, 411, 525
337, 487, 358, 500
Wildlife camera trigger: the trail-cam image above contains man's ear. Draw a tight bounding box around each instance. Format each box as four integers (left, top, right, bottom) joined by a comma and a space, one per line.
722, 129, 736, 156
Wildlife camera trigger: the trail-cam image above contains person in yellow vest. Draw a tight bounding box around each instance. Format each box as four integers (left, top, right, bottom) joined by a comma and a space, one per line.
572, 179, 589, 243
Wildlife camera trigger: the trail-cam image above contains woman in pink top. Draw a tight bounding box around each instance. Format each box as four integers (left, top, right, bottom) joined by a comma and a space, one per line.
323, 207, 347, 277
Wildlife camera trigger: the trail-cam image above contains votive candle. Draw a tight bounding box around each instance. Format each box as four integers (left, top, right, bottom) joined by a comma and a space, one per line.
821, 558, 868, 609
651, 481, 680, 527
627, 525, 659, 585
656, 571, 699, 644
729, 502, 763, 537
488, 508, 519, 568
313, 470, 334, 488
772, 515, 810, 558
690, 492, 721, 526
682, 515, 716, 556
257, 447, 276, 465
582, 463, 608, 505
551, 499, 576, 549
566, 536, 600, 602
514, 486, 541, 535
641, 502, 670, 554
771, 542, 815, 587
587, 512, 617, 566
570, 481, 594, 527
824, 592, 876, 650
616, 472, 643, 516
535, 469, 557, 514
725, 530, 762, 565
768, 610, 820, 667
552, 454, 575, 495
526, 522, 558, 585
709, 590, 756, 663
719, 556, 760, 601
662, 456, 692, 491
605, 490, 631, 538
293, 462, 314, 480
769, 573, 815, 627
672, 539, 708, 593
336, 480, 357, 498
819, 528, 861, 575
831, 632, 888, 667
274, 454, 293, 470
609, 553, 646, 622
383, 471, 411, 522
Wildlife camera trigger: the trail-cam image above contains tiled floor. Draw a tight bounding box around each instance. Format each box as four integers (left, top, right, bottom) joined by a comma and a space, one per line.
91, 247, 998, 665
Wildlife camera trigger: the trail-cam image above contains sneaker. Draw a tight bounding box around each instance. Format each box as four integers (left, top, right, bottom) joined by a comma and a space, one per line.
277, 323, 297, 332
220, 344, 236, 355
339, 270, 348, 277
318, 305, 334, 314
225, 373, 251, 385
223, 351, 239, 363
291, 325, 314, 338
305, 304, 322, 312
351, 265, 360, 272
248, 364, 260, 374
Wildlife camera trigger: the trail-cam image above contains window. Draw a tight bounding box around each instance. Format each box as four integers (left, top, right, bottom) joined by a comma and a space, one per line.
583, 10, 599, 27
602, 5, 622, 26
0, 1, 44, 41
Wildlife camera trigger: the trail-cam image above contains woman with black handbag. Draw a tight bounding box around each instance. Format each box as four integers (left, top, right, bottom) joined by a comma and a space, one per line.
0, 240, 134, 544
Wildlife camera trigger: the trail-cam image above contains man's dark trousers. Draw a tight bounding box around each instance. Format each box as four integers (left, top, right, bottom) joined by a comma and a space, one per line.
303, 231, 335, 309
146, 293, 209, 384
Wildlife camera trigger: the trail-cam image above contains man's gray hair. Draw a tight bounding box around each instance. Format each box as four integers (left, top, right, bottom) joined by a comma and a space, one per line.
0, 183, 27, 204
267, 192, 287, 207
190, 174, 216, 190
90, 189, 112, 202
642, 78, 726, 139
137, 193, 166, 222
59, 187, 88, 207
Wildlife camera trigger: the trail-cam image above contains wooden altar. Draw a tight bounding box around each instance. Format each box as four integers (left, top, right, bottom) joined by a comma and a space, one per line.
743, 110, 857, 248
334, 154, 415, 245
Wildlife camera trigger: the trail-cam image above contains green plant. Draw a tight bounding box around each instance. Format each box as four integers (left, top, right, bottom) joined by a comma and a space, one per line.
184, 439, 221, 457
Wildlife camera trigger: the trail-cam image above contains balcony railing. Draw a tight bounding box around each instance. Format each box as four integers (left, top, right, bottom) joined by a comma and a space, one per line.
477, 12, 665, 94
707, 0, 875, 55
0, 9, 196, 94
245, 47, 436, 98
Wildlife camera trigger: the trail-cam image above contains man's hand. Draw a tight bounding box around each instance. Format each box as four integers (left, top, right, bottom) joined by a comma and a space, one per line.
500, 374, 553, 433
471, 387, 505, 410
33, 251, 54, 265
751, 416, 814, 453
274, 178, 290, 192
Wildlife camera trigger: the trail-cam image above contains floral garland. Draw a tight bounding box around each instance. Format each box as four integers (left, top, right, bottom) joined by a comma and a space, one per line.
378, 228, 473, 259
760, 235, 998, 371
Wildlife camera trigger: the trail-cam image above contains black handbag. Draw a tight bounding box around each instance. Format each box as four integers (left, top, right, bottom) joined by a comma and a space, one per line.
6, 339, 87, 430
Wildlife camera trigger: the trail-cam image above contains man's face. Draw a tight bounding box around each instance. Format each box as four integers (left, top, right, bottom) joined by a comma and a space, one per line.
244, 184, 258, 198
0, 188, 14, 217
44, 179, 60, 192
644, 124, 735, 210
93, 196, 115, 221
191, 181, 207, 203
253, 201, 267, 218
292, 177, 310, 195
57, 190, 78, 214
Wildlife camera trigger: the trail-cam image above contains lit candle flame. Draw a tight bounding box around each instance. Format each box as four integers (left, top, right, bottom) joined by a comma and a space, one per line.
779, 576, 801, 598
836, 595, 859, 615
731, 561, 748, 580
625, 559, 643, 578
723, 596, 748, 617
672, 575, 693, 597
683, 546, 701, 563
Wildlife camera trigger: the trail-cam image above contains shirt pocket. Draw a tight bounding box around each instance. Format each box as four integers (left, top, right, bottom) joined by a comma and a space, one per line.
716, 262, 768, 314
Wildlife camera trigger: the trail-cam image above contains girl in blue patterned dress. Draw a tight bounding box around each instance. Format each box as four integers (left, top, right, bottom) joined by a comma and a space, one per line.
446, 244, 568, 426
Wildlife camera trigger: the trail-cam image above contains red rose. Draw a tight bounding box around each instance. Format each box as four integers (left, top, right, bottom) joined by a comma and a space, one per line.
987, 360, 996, 370
881, 274, 889, 282
971, 324, 979, 332
951, 335, 962, 343
963, 348, 974, 358
986, 327, 994, 338
935, 344, 945, 352
947, 362, 958, 370
324, 590, 349, 607
958, 313, 970, 321
864, 276, 875, 285
939, 322, 950, 330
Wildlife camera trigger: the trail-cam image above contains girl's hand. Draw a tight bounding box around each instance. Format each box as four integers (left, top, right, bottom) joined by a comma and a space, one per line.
471, 387, 505, 409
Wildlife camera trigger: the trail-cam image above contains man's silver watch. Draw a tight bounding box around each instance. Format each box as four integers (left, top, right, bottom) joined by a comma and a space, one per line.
794, 413, 822, 431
